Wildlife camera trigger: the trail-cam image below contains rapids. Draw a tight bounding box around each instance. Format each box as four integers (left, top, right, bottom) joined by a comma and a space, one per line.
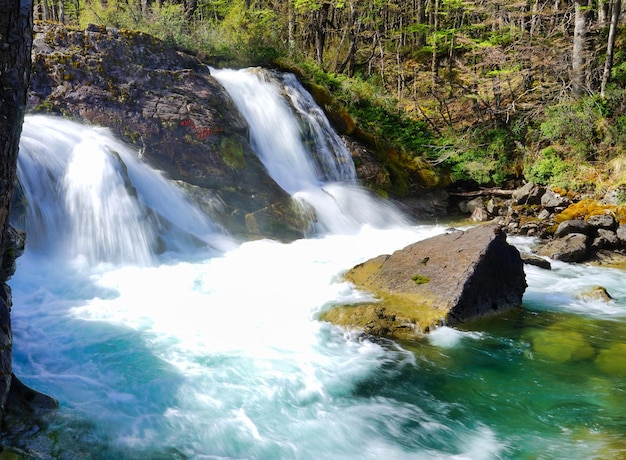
8, 69, 626, 459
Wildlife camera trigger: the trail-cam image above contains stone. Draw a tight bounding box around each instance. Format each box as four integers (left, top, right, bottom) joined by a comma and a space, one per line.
537, 233, 589, 262
521, 253, 552, 269
320, 224, 526, 339
470, 206, 490, 222
541, 188, 571, 210
513, 182, 545, 205
617, 224, 626, 243
554, 219, 592, 238
592, 228, 620, 250
537, 208, 552, 220
466, 197, 486, 213
486, 198, 502, 216
576, 286, 613, 302
587, 213, 618, 231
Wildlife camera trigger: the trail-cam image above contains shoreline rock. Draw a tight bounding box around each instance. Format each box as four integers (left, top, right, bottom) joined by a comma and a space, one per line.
320, 224, 526, 340
450, 183, 626, 265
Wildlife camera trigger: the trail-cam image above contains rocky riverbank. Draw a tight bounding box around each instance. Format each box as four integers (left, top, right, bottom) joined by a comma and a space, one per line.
449, 182, 626, 266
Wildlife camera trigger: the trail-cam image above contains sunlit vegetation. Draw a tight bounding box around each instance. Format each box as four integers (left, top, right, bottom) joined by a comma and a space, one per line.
34, 0, 626, 194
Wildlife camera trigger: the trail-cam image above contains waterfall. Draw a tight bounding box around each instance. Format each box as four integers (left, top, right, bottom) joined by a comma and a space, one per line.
210, 67, 408, 234
17, 115, 232, 266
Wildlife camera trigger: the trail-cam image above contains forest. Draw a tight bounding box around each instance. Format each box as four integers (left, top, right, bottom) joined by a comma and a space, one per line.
32, 0, 626, 196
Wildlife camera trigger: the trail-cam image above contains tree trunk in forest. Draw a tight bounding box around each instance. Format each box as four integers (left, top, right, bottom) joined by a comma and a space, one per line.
598, 0, 610, 27
431, 0, 439, 90
314, 2, 330, 66
572, 0, 591, 96
0, 0, 34, 442
415, 0, 427, 48
601, 0, 621, 97
287, 0, 295, 52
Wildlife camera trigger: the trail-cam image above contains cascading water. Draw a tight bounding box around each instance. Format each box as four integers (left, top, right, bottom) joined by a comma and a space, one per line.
7, 74, 626, 459
17, 115, 233, 266
210, 67, 407, 234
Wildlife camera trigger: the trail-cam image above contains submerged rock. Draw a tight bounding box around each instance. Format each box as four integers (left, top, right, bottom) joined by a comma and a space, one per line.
576, 286, 614, 302
321, 224, 526, 340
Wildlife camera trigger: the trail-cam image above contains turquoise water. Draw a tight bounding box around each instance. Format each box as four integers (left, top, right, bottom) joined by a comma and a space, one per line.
9, 228, 626, 459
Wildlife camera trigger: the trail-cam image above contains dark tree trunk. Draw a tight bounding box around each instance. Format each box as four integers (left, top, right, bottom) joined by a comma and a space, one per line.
314, 2, 330, 66
184, 0, 198, 21
0, 0, 34, 440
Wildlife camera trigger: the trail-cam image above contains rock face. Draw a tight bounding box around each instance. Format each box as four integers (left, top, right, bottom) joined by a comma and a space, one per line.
321, 224, 526, 339
28, 23, 307, 240
0, 227, 57, 441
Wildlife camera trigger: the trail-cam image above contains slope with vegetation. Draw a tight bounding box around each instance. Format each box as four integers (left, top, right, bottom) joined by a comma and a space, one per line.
33, 0, 626, 197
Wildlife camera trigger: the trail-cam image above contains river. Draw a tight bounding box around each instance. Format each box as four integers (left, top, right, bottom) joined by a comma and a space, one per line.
8, 68, 626, 459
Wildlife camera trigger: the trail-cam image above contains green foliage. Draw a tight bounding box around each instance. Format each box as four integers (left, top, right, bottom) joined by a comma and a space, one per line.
438, 127, 518, 186
215, 1, 280, 64
540, 96, 611, 161
538, 90, 626, 175
351, 102, 432, 154
524, 147, 570, 186
71, 0, 626, 195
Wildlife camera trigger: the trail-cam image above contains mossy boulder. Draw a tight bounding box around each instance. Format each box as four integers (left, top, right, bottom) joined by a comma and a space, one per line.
321, 224, 527, 340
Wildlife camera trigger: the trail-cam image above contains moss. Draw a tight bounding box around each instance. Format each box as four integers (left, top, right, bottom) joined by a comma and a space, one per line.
411, 274, 430, 285
326, 107, 356, 135
555, 199, 626, 224
319, 294, 447, 340
220, 137, 246, 170
307, 83, 332, 107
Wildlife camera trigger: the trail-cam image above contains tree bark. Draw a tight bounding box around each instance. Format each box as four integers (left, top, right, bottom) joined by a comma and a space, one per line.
601, 0, 621, 98
314, 2, 330, 66
0, 0, 34, 439
572, 0, 591, 96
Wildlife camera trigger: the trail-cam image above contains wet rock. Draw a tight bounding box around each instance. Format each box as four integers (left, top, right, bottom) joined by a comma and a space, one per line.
320, 224, 526, 339
397, 190, 450, 219
537, 233, 589, 262
596, 343, 626, 378
28, 23, 304, 240
521, 253, 552, 269
576, 286, 613, 302
526, 325, 595, 363
592, 229, 620, 250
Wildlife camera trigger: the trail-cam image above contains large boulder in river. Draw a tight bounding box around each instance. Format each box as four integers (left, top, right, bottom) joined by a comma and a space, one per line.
27, 23, 306, 240
320, 224, 526, 340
